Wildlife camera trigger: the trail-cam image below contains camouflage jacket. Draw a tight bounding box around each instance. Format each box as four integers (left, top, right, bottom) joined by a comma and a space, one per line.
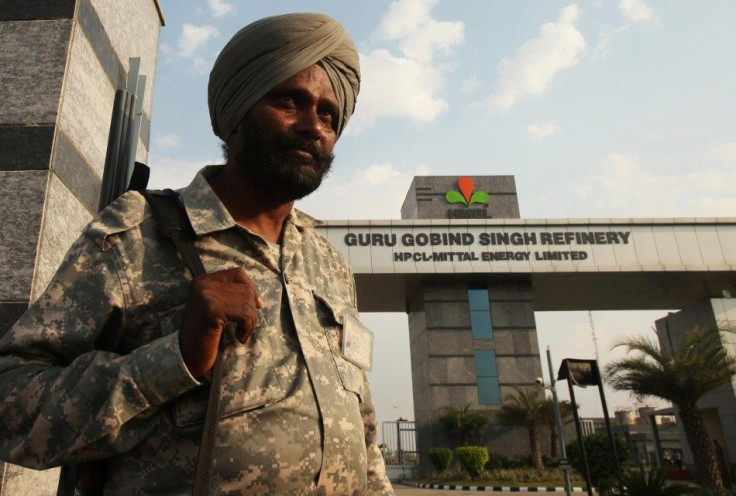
0, 166, 393, 495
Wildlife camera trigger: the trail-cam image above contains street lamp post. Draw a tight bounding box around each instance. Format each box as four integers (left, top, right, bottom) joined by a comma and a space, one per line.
545, 347, 572, 496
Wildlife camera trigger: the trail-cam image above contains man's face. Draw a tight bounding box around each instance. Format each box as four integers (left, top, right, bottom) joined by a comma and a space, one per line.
234, 65, 339, 203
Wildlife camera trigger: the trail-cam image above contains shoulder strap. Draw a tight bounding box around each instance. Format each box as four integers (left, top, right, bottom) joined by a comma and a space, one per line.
142, 189, 224, 496
143, 189, 206, 277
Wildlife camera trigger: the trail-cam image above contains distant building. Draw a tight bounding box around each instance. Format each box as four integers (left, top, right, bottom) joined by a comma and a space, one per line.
583, 407, 682, 466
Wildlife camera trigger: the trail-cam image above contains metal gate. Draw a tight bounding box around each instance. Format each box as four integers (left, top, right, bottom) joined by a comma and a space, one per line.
380, 420, 418, 466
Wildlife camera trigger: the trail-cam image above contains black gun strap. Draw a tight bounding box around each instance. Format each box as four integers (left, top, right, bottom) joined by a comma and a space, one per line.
143, 189, 224, 496
143, 189, 206, 277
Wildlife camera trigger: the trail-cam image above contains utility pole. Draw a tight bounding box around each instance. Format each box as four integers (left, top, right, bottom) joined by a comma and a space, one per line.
545, 347, 572, 496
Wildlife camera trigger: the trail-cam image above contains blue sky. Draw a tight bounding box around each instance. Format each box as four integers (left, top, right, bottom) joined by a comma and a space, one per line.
148, 0, 736, 427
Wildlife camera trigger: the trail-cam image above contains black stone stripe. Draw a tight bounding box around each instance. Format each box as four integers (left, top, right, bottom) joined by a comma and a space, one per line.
0, 0, 77, 21
0, 125, 54, 171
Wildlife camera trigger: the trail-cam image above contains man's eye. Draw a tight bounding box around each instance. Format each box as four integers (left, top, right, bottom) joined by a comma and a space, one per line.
319, 109, 336, 124
277, 96, 296, 108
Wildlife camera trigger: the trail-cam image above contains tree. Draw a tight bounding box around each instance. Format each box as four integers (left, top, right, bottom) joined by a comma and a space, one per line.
496, 387, 547, 469
605, 323, 736, 492
541, 397, 574, 459
437, 403, 488, 446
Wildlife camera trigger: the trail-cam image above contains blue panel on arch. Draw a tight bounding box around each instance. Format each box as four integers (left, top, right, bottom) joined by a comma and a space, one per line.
474, 350, 497, 377
468, 288, 490, 311
477, 377, 501, 405
470, 311, 492, 339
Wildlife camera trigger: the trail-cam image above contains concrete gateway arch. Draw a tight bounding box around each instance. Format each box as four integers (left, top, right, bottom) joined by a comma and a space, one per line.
316, 175, 736, 464
1, 0, 735, 488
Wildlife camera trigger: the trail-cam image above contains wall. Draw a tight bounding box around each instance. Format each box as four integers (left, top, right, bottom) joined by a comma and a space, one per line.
655, 298, 736, 469
0, 1, 163, 494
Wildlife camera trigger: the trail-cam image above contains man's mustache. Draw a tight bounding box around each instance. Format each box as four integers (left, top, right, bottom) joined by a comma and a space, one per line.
276, 137, 327, 160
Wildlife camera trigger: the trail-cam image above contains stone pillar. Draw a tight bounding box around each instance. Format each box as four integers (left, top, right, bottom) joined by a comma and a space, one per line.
401, 176, 544, 470
655, 298, 736, 470
0, 1, 163, 494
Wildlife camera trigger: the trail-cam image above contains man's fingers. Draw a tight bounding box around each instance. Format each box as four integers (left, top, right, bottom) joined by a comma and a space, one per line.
180, 267, 263, 374
203, 267, 259, 288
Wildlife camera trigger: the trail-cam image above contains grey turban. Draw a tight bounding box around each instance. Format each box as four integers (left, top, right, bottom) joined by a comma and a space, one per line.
208, 13, 360, 140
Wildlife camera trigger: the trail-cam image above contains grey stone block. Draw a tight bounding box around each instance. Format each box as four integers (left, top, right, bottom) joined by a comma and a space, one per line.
0, 170, 46, 300
430, 385, 451, 408
493, 329, 515, 352
490, 196, 521, 218
422, 281, 469, 301
513, 329, 540, 355
0, 125, 54, 171
492, 328, 538, 355
490, 300, 536, 328
0, 20, 72, 124
58, 28, 116, 176
52, 128, 100, 215
497, 356, 543, 385
31, 175, 92, 300
428, 357, 448, 384
78, 0, 125, 89
445, 356, 476, 383
426, 301, 470, 328
427, 330, 473, 355
448, 385, 479, 408
488, 279, 534, 300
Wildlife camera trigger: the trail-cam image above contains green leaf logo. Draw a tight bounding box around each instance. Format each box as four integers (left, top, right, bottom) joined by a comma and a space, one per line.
469, 191, 489, 205
445, 191, 468, 205
445, 177, 489, 207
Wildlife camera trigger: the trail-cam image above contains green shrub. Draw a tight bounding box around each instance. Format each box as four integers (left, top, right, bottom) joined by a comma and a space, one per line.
614, 466, 695, 496
455, 446, 489, 479
428, 447, 453, 473
566, 433, 629, 495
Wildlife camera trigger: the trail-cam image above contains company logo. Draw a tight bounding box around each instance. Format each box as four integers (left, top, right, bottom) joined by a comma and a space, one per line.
445, 177, 489, 206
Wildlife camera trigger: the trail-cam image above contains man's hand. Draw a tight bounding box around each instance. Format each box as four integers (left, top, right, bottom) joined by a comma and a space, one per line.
179, 267, 263, 377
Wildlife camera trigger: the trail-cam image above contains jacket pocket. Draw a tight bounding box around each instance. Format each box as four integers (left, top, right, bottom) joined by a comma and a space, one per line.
313, 290, 365, 402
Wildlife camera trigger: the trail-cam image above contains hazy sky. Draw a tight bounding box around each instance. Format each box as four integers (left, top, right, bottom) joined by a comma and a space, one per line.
147, 0, 736, 431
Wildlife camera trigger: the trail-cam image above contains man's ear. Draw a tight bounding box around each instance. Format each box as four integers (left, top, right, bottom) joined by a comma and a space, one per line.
225, 122, 245, 160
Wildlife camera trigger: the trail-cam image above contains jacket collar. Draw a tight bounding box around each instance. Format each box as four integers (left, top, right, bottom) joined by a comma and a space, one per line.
179, 165, 321, 237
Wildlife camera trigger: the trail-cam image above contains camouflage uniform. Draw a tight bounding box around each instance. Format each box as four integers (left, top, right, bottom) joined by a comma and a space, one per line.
0, 165, 393, 495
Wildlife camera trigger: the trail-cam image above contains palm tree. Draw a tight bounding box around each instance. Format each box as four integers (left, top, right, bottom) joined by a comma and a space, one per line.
542, 397, 573, 459
605, 323, 736, 492
437, 403, 488, 446
497, 387, 548, 469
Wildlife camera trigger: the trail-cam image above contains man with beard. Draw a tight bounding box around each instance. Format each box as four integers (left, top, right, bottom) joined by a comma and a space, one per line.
0, 13, 393, 495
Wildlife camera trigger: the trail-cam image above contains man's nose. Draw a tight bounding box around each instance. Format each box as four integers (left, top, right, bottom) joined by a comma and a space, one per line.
294, 108, 329, 138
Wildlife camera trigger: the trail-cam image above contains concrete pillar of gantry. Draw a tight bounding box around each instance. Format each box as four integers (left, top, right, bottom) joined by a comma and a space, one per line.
655, 298, 736, 471
401, 176, 544, 471
0, 1, 163, 494
408, 278, 544, 470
